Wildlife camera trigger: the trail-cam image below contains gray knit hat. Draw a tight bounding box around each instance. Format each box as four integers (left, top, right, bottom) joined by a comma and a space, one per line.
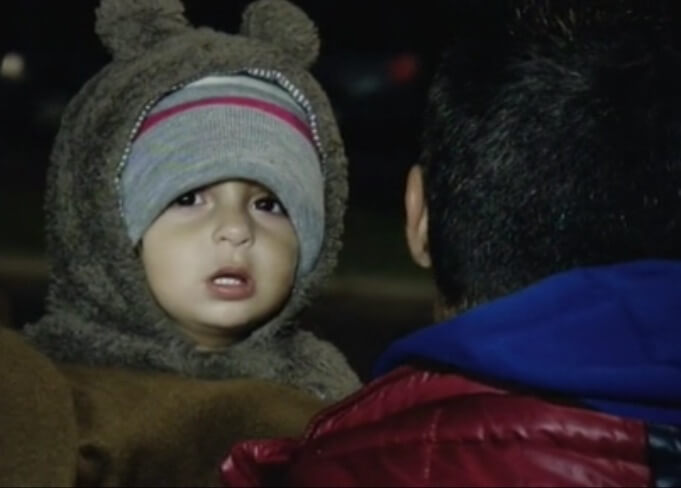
122, 75, 324, 276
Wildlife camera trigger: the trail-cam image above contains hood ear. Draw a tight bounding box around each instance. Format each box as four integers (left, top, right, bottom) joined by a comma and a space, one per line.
96, 0, 191, 61
240, 0, 320, 68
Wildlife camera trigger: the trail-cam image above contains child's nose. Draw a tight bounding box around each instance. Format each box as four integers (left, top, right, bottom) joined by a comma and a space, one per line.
212, 207, 253, 246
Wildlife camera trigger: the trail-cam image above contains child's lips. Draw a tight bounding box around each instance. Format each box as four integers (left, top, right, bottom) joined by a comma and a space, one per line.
206, 267, 255, 300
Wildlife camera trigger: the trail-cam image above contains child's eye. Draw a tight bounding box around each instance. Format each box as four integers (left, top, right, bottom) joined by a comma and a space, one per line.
254, 196, 288, 216
173, 190, 205, 207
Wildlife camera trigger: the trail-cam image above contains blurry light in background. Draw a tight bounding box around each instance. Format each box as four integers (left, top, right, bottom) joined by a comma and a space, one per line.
348, 72, 384, 97
387, 52, 420, 85
1, 52, 26, 81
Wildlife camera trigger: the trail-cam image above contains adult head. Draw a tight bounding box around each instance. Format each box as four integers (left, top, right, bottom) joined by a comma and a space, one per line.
405, 0, 681, 316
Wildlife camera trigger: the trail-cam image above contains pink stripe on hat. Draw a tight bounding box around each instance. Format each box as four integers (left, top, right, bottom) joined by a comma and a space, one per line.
136, 96, 314, 143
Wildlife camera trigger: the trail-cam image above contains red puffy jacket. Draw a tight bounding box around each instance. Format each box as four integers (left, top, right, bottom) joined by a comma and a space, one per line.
221, 366, 680, 487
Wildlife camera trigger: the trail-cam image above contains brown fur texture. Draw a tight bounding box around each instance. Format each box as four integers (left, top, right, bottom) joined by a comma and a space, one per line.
23, 0, 360, 401
0, 327, 325, 486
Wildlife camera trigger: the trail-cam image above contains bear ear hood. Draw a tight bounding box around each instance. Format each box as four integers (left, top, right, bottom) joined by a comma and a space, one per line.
95, 0, 191, 60
96, 0, 320, 66
240, 0, 320, 67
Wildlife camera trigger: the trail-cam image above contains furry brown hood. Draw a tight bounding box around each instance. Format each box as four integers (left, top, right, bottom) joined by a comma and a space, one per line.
24, 0, 359, 401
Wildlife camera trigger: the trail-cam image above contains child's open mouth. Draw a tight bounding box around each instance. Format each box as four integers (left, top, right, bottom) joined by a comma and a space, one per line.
206, 268, 255, 300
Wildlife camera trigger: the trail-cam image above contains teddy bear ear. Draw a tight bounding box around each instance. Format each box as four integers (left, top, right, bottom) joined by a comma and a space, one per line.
240, 0, 320, 67
95, 0, 191, 60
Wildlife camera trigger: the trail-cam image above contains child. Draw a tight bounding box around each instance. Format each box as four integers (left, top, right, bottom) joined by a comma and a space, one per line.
24, 0, 360, 401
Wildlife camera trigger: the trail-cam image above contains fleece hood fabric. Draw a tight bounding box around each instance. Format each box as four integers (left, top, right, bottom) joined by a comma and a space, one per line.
375, 260, 681, 425
24, 0, 359, 401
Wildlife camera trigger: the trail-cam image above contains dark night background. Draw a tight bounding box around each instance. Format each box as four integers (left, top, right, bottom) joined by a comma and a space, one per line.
0, 1, 503, 378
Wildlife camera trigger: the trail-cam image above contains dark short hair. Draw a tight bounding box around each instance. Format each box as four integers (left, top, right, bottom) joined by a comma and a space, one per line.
420, 1, 681, 308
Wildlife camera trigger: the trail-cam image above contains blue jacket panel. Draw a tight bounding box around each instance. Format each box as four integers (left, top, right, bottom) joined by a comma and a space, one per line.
374, 260, 681, 424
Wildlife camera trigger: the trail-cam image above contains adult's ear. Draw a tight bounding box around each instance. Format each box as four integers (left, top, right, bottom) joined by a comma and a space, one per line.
404, 165, 431, 269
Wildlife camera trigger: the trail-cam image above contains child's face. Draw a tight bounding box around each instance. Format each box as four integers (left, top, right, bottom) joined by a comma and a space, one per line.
141, 180, 299, 349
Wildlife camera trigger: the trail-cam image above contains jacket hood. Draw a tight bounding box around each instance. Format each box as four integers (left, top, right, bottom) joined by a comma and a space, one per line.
24, 0, 359, 401
375, 260, 681, 424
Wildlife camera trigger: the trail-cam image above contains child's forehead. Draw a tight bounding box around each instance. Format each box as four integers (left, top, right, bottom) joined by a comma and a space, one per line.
193, 178, 277, 195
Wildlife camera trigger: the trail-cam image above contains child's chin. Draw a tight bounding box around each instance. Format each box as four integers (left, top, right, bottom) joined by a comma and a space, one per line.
203, 320, 258, 339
